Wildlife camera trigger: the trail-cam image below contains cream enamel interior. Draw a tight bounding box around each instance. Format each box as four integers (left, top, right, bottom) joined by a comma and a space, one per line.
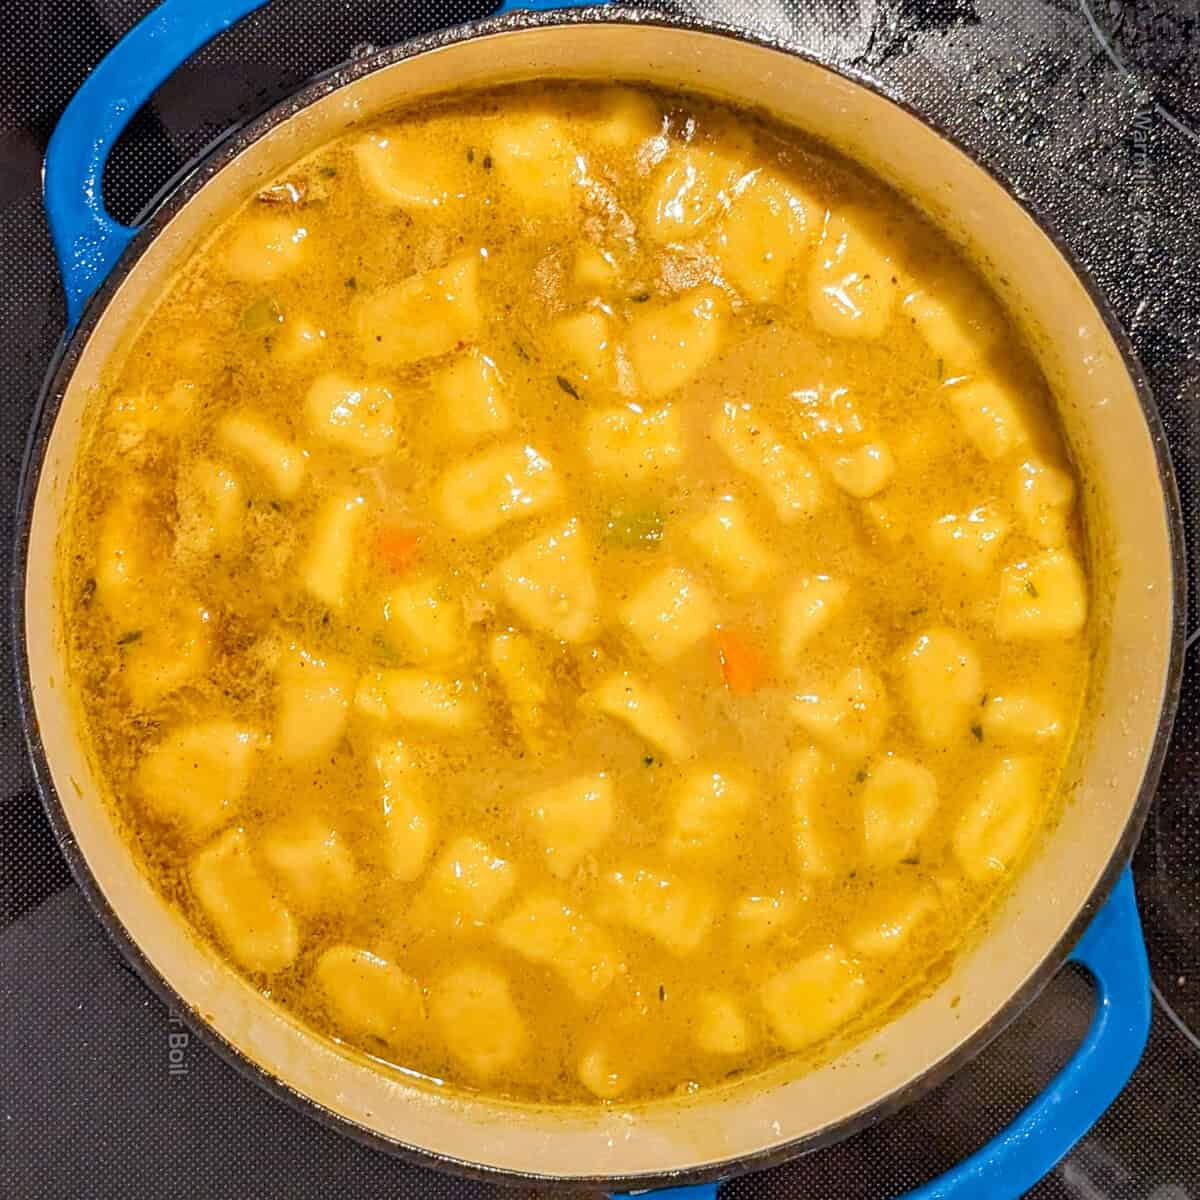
24, 18, 1175, 1181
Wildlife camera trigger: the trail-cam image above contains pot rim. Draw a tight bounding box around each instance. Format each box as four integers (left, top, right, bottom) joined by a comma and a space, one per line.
11, 5, 1188, 1191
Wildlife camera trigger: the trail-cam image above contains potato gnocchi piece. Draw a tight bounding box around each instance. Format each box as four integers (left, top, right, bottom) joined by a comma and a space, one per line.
123, 604, 212, 708
434, 349, 511, 440
416, 836, 517, 930
809, 210, 902, 339
431, 961, 527, 1081
953, 756, 1041, 881
902, 282, 1003, 372
667, 766, 752, 857
94, 492, 156, 616
314, 945, 425, 1047
353, 127, 457, 209
585, 403, 683, 485
217, 413, 305, 499
357, 254, 480, 367
792, 667, 890, 760
995, 550, 1087, 641
496, 893, 616, 1004
787, 745, 845, 878
578, 1041, 635, 1100
713, 170, 812, 302
860, 756, 939, 865
619, 565, 717, 665
713, 402, 823, 522
190, 826, 297, 974
274, 646, 356, 763
261, 817, 357, 911
382, 574, 465, 663
273, 316, 326, 363
582, 87, 663, 151
780, 575, 849, 669
926, 504, 1010, 576
684, 499, 775, 593
490, 112, 586, 216
554, 309, 614, 385
437, 440, 562, 539
304, 373, 398, 457
762, 946, 866, 1051
945, 375, 1032, 462
174, 458, 243, 563
643, 147, 733, 244
354, 669, 479, 731
489, 631, 557, 750
524, 773, 614, 880
829, 441, 895, 499
626, 287, 726, 398
496, 518, 599, 644
224, 213, 308, 283
849, 883, 939, 956
981, 691, 1064, 744
694, 990, 751, 1055
862, 497, 905, 547
899, 628, 984, 746
731, 890, 798, 948
572, 245, 620, 290
790, 381, 866, 443
375, 741, 435, 882
585, 672, 692, 760
134, 720, 258, 840
600, 866, 715, 956
108, 380, 196, 452
302, 491, 366, 610
1011, 457, 1076, 548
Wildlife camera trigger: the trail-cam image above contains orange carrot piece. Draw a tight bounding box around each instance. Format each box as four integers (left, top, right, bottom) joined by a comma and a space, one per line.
375, 528, 421, 572
715, 628, 768, 695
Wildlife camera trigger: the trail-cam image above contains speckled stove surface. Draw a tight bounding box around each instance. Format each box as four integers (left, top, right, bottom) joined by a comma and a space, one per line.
0, 2, 1197, 1197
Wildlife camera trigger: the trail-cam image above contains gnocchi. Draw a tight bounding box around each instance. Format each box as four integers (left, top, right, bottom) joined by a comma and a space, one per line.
190, 826, 298, 974
600, 866, 715, 956
134, 720, 258, 840
524, 773, 615, 880
375, 741, 435, 882
626, 287, 726, 397
496, 893, 617, 1003
496, 518, 599, 644
66, 81, 1089, 1107
619, 565, 717, 665
713, 402, 823, 522
356, 254, 481, 366
274, 646, 355, 762
809, 210, 903, 339
762, 947, 866, 1051
315, 945, 425, 1047
430, 962, 527, 1081
434, 350, 511, 440
437, 440, 562, 539
304, 373, 398, 457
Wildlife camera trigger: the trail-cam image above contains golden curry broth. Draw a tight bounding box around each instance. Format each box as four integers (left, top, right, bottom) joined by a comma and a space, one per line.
61, 82, 1090, 1104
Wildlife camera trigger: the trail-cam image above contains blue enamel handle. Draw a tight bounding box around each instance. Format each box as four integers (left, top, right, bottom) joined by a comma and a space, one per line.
614, 870, 1149, 1200
47, 5, 1148, 1198
899, 868, 1150, 1199
44, 0, 271, 331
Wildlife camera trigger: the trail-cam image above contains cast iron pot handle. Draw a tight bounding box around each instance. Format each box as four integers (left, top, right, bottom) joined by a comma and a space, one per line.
42, 4, 1151, 1198
612, 869, 1150, 1200
43, 0, 272, 331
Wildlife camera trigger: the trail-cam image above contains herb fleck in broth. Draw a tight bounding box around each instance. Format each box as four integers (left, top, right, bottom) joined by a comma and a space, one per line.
61, 82, 1090, 1104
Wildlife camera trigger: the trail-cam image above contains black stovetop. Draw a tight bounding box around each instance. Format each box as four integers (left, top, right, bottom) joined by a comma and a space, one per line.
1, 2, 1197, 1198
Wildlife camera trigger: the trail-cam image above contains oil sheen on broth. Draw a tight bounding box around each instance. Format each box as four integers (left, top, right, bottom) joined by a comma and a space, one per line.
62, 83, 1090, 1104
